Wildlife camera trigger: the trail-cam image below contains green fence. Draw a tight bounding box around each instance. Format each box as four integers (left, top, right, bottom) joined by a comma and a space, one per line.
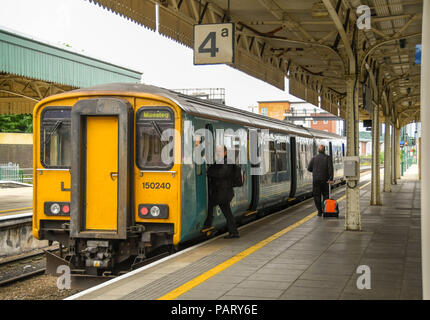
401, 145, 417, 176
0, 163, 24, 182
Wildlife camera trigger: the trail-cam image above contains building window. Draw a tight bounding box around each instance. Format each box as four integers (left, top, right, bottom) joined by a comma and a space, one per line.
261, 108, 268, 116
313, 119, 317, 124
323, 120, 328, 124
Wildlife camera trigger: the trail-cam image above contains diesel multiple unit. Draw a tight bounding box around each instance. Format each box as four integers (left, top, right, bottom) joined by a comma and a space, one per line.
33, 83, 345, 275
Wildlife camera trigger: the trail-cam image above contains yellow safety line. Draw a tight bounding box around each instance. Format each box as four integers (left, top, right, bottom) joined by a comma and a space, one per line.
157, 181, 371, 300
0, 207, 32, 214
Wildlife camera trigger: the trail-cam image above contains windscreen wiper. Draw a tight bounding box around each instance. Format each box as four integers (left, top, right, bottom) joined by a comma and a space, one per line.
151, 120, 168, 148
45, 120, 63, 145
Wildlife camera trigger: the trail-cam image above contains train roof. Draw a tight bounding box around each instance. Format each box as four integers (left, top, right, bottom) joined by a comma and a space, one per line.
69, 83, 345, 140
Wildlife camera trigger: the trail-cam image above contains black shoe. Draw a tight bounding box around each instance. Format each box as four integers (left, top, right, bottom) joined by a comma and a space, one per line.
317, 212, 322, 217
224, 234, 240, 239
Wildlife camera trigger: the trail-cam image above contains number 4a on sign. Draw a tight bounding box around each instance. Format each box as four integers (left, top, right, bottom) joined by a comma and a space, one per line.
194, 23, 234, 65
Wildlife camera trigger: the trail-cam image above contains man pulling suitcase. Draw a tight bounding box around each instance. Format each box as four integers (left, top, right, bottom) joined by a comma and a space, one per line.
307, 145, 334, 217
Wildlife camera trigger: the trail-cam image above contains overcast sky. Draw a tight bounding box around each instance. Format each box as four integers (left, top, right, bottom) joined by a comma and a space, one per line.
0, 0, 302, 110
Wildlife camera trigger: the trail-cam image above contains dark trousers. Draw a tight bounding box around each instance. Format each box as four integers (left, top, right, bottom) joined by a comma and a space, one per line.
205, 200, 239, 235
313, 180, 329, 214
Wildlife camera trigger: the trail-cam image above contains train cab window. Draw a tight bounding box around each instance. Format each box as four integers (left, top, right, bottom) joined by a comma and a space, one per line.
41, 107, 71, 168
136, 108, 174, 170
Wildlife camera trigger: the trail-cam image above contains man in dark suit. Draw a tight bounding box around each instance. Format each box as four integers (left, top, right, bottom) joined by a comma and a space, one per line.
307, 145, 334, 216
204, 145, 240, 238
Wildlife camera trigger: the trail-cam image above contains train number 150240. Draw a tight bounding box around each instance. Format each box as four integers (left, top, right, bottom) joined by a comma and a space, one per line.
142, 182, 171, 190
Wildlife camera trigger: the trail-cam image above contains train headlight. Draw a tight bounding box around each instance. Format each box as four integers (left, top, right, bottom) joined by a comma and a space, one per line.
138, 204, 168, 219
150, 206, 160, 217
44, 202, 70, 216
50, 203, 61, 215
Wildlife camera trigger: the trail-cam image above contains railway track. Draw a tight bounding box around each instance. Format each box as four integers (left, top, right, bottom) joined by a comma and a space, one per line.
0, 247, 58, 287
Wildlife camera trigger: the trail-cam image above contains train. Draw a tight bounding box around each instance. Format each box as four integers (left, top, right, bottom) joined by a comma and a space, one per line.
32, 83, 346, 276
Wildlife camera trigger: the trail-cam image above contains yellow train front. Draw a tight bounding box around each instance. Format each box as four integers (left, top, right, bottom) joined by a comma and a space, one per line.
33, 84, 183, 275
33, 83, 346, 277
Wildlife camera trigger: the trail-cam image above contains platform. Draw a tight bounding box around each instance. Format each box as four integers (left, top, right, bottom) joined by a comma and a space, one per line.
0, 186, 32, 217
69, 166, 421, 300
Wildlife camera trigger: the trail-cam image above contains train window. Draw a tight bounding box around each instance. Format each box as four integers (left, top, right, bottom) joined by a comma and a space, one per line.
276, 151, 288, 172
269, 140, 276, 173
280, 142, 287, 151
233, 137, 240, 164
136, 107, 174, 170
270, 152, 276, 173
222, 135, 240, 164
269, 141, 275, 151
41, 107, 71, 168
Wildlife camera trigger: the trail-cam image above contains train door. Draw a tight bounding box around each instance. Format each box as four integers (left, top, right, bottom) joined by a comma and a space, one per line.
193, 120, 214, 229
70, 98, 133, 240
328, 141, 334, 171
205, 123, 215, 215
86, 116, 119, 231
289, 136, 297, 198
248, 128, 260, 211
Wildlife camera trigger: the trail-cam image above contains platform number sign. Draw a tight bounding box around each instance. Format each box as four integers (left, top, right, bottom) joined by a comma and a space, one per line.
194, 23, 234, 65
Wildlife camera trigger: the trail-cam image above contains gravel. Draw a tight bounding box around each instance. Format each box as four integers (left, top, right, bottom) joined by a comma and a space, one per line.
0, 274, 81, 300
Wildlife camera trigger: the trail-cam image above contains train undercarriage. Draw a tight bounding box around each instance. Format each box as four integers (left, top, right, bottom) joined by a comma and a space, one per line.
41, 222, 175, 289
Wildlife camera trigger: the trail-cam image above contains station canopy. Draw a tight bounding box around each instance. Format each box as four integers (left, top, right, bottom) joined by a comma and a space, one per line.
0, 27, 142, 114
88, 0, 422, 126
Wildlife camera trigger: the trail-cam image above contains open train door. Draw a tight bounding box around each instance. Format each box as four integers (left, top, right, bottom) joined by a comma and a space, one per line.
70, 98, 133, 240
248, 128, 260, 212
289, 136, 297, 199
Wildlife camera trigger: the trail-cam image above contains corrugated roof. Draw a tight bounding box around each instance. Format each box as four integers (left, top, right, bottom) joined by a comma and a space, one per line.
0, 28, 142, 87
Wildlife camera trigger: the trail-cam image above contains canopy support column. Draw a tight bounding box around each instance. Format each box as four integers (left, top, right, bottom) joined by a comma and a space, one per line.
371, 104, 382, 205
345, 76, 361, 231
384, 121, 392, 192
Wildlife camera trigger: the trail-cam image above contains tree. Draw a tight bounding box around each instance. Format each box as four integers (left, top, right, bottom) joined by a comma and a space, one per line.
0, 114, 33, 133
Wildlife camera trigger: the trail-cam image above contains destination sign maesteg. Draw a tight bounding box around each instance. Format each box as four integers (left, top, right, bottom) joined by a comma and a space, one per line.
141, 111, 171, 120
194, 23, 234, 65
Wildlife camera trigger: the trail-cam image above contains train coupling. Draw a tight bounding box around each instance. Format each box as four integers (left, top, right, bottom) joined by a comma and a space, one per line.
83, 240, 112, 268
